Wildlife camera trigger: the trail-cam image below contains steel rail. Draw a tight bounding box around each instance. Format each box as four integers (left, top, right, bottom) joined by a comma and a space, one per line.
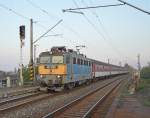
0, 92, 42, 106
42, 78, 122, 118
0, 86, 40, 99
82, 80, 122, 118
0, 93, 52, 112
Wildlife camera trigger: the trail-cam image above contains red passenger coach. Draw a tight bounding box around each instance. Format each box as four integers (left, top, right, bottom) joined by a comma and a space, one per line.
91, 59, 127, 79
92, 63, 96, 78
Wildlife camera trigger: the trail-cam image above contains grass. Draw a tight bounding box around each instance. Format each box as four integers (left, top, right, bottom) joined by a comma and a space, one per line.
137, 78, 150, 107
143, 98, 150, 106
116, 78, 150, 108
137, 79, 150, 91
116, 80, 131, 108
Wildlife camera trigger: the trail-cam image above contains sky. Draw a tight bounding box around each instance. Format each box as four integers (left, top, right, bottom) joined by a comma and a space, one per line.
0, 0, 150, 71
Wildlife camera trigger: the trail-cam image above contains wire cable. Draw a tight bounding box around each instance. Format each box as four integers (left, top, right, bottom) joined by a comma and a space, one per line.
84, 0, 112, 40
81, 0, 125, 58
0, 3, 48, 32
72, 0, 132, 62
25, 0, 87, 47
0, 3, 30, 20
63, 2, 125, 12
72, 0, 108, 41
118, 0, 150, 15
33, 19, 63, 44
25, 0, 58, 20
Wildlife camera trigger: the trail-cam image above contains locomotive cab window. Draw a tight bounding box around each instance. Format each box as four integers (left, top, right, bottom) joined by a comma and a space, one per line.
40, 56, 50, 64
52, 56, 63, 64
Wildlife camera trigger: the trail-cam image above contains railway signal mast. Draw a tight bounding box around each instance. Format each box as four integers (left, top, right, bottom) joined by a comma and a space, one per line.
19, 25, 25, 86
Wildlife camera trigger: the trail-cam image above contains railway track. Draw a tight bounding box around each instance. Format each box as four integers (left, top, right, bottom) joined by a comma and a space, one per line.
91, 78, 129, 118
0, 91, 43, 106
0, 86, 40, 99
42, 78, 123, 118
0, 92, 52, 112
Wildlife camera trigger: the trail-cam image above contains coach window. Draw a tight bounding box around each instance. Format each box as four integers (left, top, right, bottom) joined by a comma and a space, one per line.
84, 61, 86, 65
81, 59, 83, 65
66, 55, 70, 64
73, 57, 76, 64
85, 61, 87, 65
79, 59, 81, 65
77, 58, 80, 65
89, 61, 91, 66
85, 60, 87, 65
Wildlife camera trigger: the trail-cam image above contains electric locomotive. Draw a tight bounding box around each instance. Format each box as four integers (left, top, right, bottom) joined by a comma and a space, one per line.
37, 46, 92, 91
37, 46, 128, 91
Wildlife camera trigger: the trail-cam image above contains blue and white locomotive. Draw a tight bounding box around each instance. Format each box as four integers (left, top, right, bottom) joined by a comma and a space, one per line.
37, 46, 128, 91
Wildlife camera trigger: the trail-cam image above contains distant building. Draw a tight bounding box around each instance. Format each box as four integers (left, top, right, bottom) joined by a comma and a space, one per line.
0, 71, 6, 88
0, 71, 19, 88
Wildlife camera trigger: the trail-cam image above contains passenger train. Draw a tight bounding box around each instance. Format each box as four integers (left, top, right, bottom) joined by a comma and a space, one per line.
37, 46, 128, 91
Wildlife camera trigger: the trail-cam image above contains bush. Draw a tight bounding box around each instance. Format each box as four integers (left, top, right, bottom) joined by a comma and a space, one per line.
140, 66, 150, 79
23, 67, 31, 82
22, 66, 38, 82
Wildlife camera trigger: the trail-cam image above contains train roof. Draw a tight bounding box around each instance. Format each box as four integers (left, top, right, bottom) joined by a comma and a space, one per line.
39, 51, 50, 57
39, 47, 125, 69
90, 59, 123, 68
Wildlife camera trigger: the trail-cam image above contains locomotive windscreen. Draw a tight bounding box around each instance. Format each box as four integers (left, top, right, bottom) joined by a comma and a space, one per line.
39, 54, 64, 64
39, 56, 50, 64
52, 56, 63, 64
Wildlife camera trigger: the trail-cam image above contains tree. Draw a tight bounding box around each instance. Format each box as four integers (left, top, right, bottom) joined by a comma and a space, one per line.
22, 66, 30, 82
140, 66, 150, 79
22, 65, 38, 83
148, 62, 150, 67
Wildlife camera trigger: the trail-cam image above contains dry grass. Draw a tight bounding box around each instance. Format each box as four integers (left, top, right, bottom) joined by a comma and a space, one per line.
137, 79, 150, 106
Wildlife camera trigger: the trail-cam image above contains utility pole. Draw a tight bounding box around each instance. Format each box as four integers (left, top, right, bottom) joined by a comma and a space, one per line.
108, 58, 110, 64
30, 19, 62, 82
29, 19, 34, 81
119, 61, 122, 67
34, 44, 38, 82
137, 54, 141, 71
30, 19, 33, 64
148, 62, 150, 67
137, 54, 141, 81
107, 58, 111, 77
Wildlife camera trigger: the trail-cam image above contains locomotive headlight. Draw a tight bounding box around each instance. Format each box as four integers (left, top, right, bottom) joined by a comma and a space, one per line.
57, 75, 61, 78
40, 75, 45, 78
